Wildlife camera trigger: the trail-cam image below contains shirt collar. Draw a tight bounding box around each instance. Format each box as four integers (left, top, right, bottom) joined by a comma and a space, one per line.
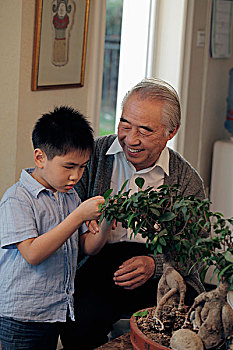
20, 168, 76, 198
106, 137, 123, 155
156, 147, 170, 176
106, 137, 169, 175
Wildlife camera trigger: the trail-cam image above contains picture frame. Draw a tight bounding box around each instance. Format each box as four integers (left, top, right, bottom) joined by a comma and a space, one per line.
31, 0, 90, 90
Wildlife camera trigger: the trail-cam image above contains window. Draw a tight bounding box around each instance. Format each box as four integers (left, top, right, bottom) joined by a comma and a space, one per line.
99, 0, 123, 136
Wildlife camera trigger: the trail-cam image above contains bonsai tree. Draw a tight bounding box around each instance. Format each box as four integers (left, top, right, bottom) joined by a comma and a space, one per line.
184, 215, 233, 349
99, 177, 233, 349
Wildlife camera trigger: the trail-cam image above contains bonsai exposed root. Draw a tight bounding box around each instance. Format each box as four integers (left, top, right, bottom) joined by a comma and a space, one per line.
222, 302, 233, 338
186, 281, 233, 349
155, 263, 186, 318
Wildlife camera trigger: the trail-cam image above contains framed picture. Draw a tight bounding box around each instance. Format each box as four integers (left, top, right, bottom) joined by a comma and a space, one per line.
31, 0, 90, 90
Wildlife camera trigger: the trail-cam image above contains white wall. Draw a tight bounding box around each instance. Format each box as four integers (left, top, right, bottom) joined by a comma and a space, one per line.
0, 2, 22, 195
181, 0, 233, 194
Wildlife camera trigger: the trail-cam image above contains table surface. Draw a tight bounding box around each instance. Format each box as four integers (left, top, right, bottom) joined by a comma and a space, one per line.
95, 332, 133, 349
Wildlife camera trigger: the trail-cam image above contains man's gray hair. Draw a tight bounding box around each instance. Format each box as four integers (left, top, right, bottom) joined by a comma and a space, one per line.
121, 78, 181, 135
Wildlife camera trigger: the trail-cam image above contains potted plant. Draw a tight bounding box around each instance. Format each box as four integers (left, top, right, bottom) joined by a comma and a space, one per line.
99, 177, 233, 350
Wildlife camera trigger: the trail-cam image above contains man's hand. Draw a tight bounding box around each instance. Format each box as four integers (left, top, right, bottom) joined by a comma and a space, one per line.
113, 255, 155, 290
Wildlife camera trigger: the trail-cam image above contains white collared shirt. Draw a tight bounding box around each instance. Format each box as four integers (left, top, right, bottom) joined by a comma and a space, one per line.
106, 138, 169, 243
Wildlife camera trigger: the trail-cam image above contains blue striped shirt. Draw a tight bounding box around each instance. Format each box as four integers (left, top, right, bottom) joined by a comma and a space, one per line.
0, 168, 87, 322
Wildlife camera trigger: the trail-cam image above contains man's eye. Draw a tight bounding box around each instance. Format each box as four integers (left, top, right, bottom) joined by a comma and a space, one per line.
64, 166, 73, 169
120, 123, 131, 129
139, 129, 152, 136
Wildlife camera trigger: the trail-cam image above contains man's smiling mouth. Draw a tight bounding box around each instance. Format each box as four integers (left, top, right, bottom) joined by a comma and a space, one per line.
128, 147, 142, 153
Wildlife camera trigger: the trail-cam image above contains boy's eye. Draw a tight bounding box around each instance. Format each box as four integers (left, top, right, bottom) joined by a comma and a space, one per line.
64, 166, 73, 169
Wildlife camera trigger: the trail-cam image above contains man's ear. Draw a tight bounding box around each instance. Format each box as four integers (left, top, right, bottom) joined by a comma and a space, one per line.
167, 126, 179, 141
34, 149, 46, 168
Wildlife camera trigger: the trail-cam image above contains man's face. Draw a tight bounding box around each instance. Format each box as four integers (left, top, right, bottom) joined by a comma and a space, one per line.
32, 149, 90, 193
118, 95, 176, 171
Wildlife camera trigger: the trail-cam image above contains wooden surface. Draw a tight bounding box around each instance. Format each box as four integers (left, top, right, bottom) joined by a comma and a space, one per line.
95, 332, 133, 349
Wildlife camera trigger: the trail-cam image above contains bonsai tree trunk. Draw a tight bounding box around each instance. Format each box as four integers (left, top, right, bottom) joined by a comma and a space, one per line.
155, 262, 187, 318
155, 265, 233, 350
186, 280, 233, 349
154, 262, 206, 349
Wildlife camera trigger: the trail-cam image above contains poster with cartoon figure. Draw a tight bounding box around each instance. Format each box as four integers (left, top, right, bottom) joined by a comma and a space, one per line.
31, 0, 90, 90
52, 0, 75, 66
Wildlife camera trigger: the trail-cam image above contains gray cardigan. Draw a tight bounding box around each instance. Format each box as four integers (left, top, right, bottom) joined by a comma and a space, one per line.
75, 134, 206, 294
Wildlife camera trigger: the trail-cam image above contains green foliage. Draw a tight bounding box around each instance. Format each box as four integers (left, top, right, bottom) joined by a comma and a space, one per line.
99, 177, 233, 289
193, 218, 233, 289
133, 310, 149, 317
105, 0, 123, 37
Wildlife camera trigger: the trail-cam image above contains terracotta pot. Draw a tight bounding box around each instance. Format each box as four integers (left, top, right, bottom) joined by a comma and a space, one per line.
130, 307, 170, 350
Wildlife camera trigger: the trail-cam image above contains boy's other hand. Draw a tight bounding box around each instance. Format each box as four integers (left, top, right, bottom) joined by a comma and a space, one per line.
87, 218, 117, 235
87, 220, 99, 234
86, 219, 116, 235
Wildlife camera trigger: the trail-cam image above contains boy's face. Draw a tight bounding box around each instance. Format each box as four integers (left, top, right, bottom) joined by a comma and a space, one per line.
32, 149, 90, 193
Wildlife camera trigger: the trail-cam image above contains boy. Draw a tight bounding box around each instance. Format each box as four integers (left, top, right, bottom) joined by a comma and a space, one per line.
0, 106, 111, 350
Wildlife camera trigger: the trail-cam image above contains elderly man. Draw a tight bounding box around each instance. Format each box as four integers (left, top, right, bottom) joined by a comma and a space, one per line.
60, 78, 205, 349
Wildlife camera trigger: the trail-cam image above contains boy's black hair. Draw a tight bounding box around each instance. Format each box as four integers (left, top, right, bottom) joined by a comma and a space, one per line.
32, 106, 94, 160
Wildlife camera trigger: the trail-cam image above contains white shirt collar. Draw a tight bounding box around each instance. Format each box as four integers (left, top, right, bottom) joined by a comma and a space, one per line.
106, 137, 169, 176
106, 137, 123, 155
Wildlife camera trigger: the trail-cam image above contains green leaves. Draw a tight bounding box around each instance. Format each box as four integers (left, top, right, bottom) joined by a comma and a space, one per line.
159, 237, 167, 246
133, 309, 149, 317
135, 177, 145, 189
150, 208, 160, 216
103, 189, 113, 199
225, 251, 233, 263
99, 177, 233, 285
160, 212, 176, 222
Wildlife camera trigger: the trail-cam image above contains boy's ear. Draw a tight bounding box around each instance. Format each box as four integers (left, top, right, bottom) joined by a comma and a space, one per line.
34, 148, 46, 168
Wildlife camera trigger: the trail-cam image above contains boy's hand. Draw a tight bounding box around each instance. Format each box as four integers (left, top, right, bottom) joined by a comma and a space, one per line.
87, 220, 100, 234
78, 196, 105, 223
87, 218, 117, 235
